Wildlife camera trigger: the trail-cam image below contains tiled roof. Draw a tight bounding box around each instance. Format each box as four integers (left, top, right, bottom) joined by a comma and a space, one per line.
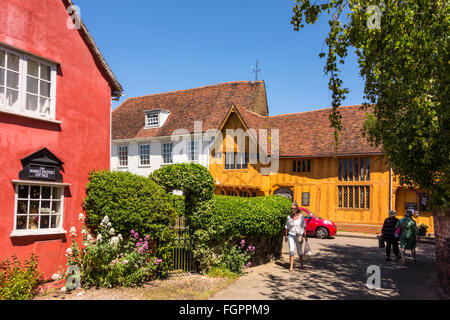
112, 81, 265, 140
233, 104, 380, 157
268, 105, 381, 157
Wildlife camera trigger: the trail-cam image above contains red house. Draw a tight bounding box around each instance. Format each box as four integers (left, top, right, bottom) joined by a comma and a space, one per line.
0, 0, 122, 279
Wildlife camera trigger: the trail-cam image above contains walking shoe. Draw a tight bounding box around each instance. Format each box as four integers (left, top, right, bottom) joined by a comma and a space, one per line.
395, 255, 401, 261
385, 257, 391, 261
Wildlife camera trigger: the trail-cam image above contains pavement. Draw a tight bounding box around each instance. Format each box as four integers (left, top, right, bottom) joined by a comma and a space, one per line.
210, 235, 441, 300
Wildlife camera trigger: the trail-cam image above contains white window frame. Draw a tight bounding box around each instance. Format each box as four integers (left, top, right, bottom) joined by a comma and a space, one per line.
188, 140, 200, 162
145, 111, 159, 128
118, 144, 129, 168
11, 182, 67, 237
139, 143, 151, 167
162, 142, 173, 164
0, 45, 57, 121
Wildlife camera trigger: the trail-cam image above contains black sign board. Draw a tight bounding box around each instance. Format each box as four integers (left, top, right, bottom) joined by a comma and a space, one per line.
18, 148, 64, 183
29, 165, 56, 180
302, 192, 310, 206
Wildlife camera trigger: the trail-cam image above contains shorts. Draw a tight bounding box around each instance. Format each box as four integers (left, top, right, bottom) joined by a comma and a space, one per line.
288, 233, 304, 256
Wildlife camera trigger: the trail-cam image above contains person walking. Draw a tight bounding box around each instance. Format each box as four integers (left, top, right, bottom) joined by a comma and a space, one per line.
396, 210, 420, 265
284, 201, 307, 271
381, 210, 400, 261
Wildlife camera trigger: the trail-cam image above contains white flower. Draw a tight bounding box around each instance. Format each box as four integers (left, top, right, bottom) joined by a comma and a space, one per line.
78, 213, 85, 221
52, 273, 60, 281
61, 287, 67, 293
109, 236, 120, 246
109, 228, 115, 235
96, 234, 102, 242
81, 229, 88, 235
87, 234, 93, 241
69, 227, 77, 237
66, 247, 73, 255
117, 234, 123, 241
107, 222, 112, 227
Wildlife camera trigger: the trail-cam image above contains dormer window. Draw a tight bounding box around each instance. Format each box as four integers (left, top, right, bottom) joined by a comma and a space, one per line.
146, 111, 159, 127
144, 109, 170, 129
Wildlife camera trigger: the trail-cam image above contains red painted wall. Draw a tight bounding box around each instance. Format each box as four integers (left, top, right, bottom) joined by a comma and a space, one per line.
0, 0, 113, 278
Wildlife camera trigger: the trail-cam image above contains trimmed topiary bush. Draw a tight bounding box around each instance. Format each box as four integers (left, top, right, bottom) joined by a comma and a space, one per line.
83, 170, 177, 239
150, 163, 214, 217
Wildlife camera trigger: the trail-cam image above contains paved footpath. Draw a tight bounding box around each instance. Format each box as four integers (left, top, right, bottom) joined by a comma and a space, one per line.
210, 235, 441, 300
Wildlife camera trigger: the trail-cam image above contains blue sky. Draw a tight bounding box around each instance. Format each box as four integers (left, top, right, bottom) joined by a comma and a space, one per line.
75, 0, 365, 115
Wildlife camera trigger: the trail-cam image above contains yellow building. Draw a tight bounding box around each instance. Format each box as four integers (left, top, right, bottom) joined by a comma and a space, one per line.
209, 101, 434, 234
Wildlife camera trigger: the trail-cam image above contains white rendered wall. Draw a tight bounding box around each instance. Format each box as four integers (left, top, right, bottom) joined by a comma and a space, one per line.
111, 135, 212, 177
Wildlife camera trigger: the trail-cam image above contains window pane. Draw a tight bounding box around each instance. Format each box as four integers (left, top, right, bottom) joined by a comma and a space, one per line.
7, 53, 19, 71
30, 186, 40, 199
366, 158, 370, 181
360, 158, 365, 181
41, 187, 51, 199
343, 159, 348, 181
51, 215, 61, 228
302, 160, 306, 172
343, 186, 348, 208
349, 186, 353, 208
27, 60, 39, 77
0, 68, 4, 86
5, 89, 18, 108
17, 200, 28, 214
293, 160, 296, 172
52, 187, 62, 199
0, 51, 4, 67
27, 76, 38, 94
0, 87, 4, 105
26, 94, 38, 111
52, 201, 62, 214
366, 186, 370, 209
41, 64, 51, 81
339, 159, 342, 180
41, 201, 51, 214
338, 186, 342, 208
39, 97, 50, 115
355, 187, 359, 208
307, 160, 311, 172
360, 186, 365, 208
40, 81, 50, 97
18, 185, 29, 198
16, 216, 27, 230
40, 215, 50, 229
6, 70, 19, 89
354, 158, 359, 181
28, 215, 39, 230
349, 159, 353, 181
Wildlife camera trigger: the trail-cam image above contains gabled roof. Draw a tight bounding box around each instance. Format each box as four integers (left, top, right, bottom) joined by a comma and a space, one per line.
112, 81, 266, 140
63, 0, 123, 97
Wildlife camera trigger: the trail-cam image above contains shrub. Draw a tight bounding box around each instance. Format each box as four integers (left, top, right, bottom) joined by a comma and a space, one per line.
191, 195, 291, 273
83, 170, 177, 239
0, 254, 42, 300
150, 163, 214, 217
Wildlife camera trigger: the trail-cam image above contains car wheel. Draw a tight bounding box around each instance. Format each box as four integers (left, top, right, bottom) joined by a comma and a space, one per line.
315, 227, 329, 239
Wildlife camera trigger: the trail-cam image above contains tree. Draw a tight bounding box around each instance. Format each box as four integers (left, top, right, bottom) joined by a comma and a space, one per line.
291, 0, 449, 205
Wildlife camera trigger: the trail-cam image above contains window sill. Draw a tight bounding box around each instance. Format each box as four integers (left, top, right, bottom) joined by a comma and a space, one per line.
12, 180, 71, 187
10, 228, 67, 238
0, 109, 61, 124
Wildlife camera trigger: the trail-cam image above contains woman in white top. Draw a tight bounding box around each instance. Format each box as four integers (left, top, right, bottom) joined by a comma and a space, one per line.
284, 201, 308, 271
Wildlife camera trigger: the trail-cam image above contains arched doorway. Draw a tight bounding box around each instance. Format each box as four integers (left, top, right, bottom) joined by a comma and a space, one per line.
273, 188, 294, 202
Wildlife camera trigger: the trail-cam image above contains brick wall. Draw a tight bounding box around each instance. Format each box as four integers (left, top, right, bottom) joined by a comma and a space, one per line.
433, 206, 450, 299
336, 223, 382, 234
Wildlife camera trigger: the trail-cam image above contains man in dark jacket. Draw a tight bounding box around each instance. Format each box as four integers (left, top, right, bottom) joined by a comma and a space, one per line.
381, 210, 400, 261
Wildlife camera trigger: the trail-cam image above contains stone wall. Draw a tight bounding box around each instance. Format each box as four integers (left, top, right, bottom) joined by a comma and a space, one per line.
433, 206, 450, 299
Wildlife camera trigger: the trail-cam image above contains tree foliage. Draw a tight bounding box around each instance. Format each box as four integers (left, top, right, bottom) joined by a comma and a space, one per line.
292, 0, 450, 205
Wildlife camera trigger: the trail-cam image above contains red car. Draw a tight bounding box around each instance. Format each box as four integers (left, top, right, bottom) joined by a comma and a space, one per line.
300, 207, 337, 239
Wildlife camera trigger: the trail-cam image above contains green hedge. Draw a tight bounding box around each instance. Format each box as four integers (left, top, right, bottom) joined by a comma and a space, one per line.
83, 170, 177, 238
191, 195, 291, 272
191, 195, 291, 238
